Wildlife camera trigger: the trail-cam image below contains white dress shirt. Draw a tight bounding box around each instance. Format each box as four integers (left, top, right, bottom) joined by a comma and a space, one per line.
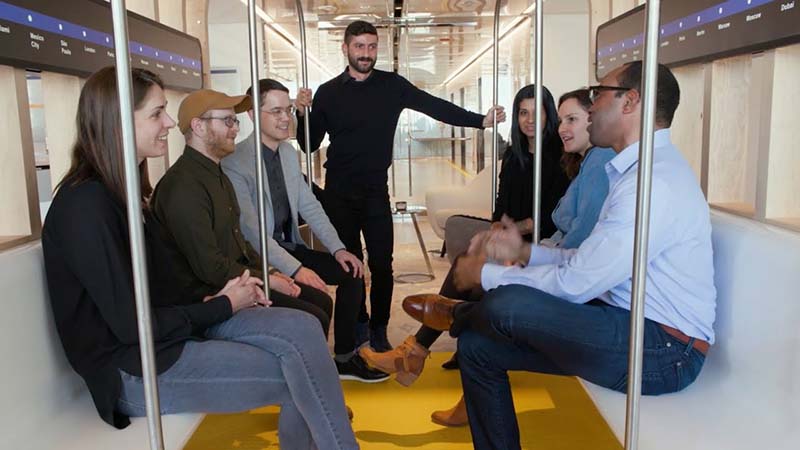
481, 129, 717, 343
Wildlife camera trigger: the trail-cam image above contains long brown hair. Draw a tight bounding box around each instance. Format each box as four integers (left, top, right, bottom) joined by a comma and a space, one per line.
558, 89, 593, 179
57, 66, 164, 206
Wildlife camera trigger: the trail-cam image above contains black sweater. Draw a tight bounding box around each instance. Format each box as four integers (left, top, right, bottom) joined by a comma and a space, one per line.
492, 146, 570, 238
42, 179, 232, 428
298, 68, 485, 186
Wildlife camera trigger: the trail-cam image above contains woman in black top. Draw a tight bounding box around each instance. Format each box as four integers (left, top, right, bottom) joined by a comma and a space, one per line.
42, 67, 357, 449
493, 84, 571, 237
360, 85, 569, 404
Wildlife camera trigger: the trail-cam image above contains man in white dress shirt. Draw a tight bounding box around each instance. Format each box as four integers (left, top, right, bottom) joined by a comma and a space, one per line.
402, 62, 716, 450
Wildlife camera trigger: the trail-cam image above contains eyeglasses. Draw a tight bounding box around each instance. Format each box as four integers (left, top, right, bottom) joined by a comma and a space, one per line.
200, 116, 240, 128
262, 105, 297, 117
588, 85, 631, 103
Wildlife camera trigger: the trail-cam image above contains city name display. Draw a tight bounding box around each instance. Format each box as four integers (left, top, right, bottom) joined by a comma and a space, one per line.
596, 0, 799, 78
0, 0, 203, 91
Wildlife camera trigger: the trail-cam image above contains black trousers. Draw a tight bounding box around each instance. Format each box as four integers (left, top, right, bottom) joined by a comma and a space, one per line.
289, 246, 362, 355
415, 253, 484, 348
322, 183, 394, 328
269, 282, 333, 338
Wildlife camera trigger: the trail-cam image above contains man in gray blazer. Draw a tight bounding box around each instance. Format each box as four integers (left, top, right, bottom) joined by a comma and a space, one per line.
222, 79, 388, 383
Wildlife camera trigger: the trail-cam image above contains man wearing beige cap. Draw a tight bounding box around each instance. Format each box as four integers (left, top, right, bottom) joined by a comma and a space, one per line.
151, 89, 335, 335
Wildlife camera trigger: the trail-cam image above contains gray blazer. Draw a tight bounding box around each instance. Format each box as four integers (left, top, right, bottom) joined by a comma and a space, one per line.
222, 132, 345, 275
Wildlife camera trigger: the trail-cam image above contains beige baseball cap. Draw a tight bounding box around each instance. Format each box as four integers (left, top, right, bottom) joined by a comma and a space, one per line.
178, 89, 252, 134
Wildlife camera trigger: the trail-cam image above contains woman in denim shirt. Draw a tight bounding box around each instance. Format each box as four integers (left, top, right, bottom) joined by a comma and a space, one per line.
545, 89, 616, 249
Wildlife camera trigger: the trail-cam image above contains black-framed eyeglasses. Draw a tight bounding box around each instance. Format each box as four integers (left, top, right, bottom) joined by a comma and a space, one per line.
588, 85, 631, 103
263, 105, 297, 117
200, 116, 240, 128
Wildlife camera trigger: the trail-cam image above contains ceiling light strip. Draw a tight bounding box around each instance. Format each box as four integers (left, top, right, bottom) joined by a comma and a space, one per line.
237, 0, 335, 78
442, 5, 536, 86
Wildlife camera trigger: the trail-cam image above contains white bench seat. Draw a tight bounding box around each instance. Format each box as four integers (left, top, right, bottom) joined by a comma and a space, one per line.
0, 242, 202, 450
581, 211, 800, 450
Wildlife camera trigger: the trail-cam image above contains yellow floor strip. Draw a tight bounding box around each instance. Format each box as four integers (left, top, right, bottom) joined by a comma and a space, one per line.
183, 353, 621, 450
445, 160, 475, 180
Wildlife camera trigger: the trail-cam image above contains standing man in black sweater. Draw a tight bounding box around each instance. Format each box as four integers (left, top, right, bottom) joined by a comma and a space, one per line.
296, 20, 506, 352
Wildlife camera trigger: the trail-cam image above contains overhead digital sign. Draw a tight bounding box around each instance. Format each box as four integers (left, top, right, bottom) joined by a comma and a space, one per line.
596, 0, 800, 79
0, 0, 203, 91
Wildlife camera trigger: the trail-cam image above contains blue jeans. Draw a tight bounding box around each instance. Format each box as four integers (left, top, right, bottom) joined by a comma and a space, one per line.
117, 307, 359, 450
457, 285, 706, 450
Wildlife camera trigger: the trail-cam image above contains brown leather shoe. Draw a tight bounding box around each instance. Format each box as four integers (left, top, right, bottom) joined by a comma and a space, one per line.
402, 294, 462, 331
359, 336, 430, 387
431, 396, 468, 427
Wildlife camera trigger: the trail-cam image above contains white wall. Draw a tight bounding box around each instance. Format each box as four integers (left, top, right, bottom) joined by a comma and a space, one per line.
208, 22, 266, 142
543, 14, 591, 100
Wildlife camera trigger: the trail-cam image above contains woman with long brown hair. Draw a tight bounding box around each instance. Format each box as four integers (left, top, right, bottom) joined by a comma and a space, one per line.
42, 67, 358, 450
546, 88, 615, 249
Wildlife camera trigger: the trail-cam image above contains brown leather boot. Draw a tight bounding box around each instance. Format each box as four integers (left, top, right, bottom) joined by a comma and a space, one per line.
359, 335, 430, 387
431, 396, 468, 427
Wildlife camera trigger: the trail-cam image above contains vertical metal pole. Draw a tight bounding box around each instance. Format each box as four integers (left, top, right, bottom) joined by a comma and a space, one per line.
405, 28, 413, 198
391, 138, 397, 196
491, 0, 501, 215
295, 0, 314, 248
247, 0, 271, 296
390, 26, 396, 197
624, 1, 662, 449
532, 0, 543, 244
109, 1, 164, 449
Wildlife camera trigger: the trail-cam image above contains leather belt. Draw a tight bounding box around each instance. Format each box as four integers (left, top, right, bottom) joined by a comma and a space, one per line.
659, 324, 709, 355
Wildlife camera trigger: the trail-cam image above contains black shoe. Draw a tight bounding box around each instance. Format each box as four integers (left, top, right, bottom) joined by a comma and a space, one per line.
336, 354, 390, 383
370, 325, 393, 353
355, 320, 370, 349
441, 351, 459, 370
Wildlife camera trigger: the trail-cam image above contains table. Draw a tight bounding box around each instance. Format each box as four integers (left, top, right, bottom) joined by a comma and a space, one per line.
393, 204, 436, 284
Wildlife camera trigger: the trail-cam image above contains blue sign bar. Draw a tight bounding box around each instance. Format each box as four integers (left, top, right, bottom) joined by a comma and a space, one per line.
0, 0, 200, 70
597, 0, 777, 59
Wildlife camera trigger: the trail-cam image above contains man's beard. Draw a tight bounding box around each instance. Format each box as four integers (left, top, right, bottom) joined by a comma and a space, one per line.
205, 130, 235, 159
348, 54, 375, 74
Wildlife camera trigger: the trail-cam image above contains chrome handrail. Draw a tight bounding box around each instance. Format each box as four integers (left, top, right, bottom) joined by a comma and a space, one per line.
491, 0, 501, 215
109, 0, 164, 448
295, 0, 314, 248
247, 0, 271, 296
532, 0, 543, 243
624, 1, 663, 449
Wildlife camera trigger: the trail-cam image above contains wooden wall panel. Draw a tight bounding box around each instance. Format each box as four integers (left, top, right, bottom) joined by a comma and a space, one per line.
707, 54, 756, 214
670, 64, 706, 181
612, 0, 636, 17
157, 0, 185, 32
765, 43, 800, 226
127, 0, 156, 18
41, 72, 81, 191
0, 66, 39, 240
165, 90, 187, 165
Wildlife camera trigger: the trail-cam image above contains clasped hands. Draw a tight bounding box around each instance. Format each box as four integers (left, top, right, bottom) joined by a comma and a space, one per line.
206, 269, 270, 313
453, 215, 530, 292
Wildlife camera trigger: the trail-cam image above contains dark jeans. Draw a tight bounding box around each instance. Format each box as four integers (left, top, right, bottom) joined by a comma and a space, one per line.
269, 283, 333, 338
289, 246, 362, 355
414, 256, 484, 347
322, 183, 394, 328
457, 284, 706, 450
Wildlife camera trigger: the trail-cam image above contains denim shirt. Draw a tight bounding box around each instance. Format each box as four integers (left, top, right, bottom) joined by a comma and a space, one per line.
549, 147, 616, 249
